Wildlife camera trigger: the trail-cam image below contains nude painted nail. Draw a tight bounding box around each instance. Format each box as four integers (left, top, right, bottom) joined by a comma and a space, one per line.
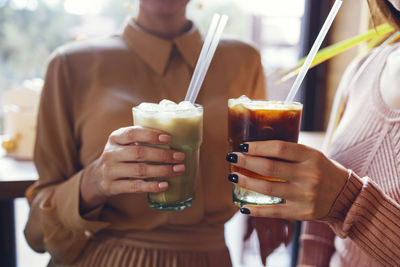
158, 182, 168, 189
173, 152, 185, 161
173, 164, 185, 172
158, 134, 171, 143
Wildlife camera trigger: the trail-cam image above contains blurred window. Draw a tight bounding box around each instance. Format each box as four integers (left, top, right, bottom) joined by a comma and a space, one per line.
0, 0, 306, 110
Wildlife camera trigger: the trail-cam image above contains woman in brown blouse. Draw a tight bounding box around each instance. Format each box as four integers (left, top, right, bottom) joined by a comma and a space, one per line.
24, 0, 268, 266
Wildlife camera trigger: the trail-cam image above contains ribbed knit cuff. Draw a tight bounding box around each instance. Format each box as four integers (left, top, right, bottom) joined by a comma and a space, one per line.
324, 170, 364, 237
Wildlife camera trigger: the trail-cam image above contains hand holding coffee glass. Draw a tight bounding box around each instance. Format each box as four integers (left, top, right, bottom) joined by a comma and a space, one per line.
226, 0, 341, 208
133, 100, 203, 210
227, 95, 302, 207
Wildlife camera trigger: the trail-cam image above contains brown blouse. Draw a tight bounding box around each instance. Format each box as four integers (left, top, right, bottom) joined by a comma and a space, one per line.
24, 20, 266, 264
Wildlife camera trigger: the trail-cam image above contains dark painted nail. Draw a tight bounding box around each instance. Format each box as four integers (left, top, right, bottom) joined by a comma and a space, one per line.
239, 143, 249, 152
226, 153, 238, 163
240, 208, 250, 215
228, 174, 238, 184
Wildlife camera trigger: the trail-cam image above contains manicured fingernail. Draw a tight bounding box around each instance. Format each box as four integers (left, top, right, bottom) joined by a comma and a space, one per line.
240, 208, 250, 215
173, 164, 185, 172
226, 153, 238, 163
158, 134, 171, 143
158, 182, 168, 189
228, 174, 238, 184
173, 152, 185, 161
239, 143, 249, 152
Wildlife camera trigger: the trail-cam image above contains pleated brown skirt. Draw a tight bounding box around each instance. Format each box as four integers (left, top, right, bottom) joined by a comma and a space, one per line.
53, 225, 233, 267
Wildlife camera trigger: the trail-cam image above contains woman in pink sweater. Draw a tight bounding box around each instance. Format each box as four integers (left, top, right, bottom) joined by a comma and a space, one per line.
225, 0, 400, 266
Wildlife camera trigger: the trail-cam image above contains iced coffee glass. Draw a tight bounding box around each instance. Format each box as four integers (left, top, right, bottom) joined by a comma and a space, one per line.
132, 100, 203, 211
228, 96, 302, 207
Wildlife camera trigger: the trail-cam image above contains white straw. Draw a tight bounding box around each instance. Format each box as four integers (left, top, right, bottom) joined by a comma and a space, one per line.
188, 15, 228, 103
184, 14, 228, 103
185, 14, 220, 102
285, 0, 343, 103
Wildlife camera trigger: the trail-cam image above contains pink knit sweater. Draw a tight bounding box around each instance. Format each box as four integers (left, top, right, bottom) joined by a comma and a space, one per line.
299, 44, 400, 267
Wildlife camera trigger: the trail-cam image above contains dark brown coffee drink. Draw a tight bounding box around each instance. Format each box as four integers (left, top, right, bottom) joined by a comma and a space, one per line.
228, 96, 302, 206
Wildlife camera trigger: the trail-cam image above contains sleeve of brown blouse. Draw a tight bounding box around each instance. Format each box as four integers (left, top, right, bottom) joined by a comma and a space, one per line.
24, 50, 110, 264
324, 171, 400, 266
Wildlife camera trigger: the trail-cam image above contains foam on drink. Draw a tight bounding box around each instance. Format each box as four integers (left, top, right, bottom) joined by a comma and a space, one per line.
229, 95, 302, 111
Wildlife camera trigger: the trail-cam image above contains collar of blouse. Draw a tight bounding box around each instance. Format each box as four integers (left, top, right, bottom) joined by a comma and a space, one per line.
123, 19, 203, 75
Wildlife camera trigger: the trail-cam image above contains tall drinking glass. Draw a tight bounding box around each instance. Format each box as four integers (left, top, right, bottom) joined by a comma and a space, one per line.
133, 100, 203, 210
228, 96, 302, 207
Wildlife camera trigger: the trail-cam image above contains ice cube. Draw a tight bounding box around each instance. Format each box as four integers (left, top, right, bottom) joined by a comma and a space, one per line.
159, 99, 177, 111
238, 95, 251, 102
177, 101, 196, 110
229, 95, 252, 108
138, 102, 159, 111
157, 112, 173, 124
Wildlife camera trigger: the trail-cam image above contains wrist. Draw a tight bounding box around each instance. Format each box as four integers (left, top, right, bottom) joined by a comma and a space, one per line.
79, 159, 107, 213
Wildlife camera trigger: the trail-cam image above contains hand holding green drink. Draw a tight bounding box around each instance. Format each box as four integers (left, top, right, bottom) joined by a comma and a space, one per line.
132, 14, 228, 210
